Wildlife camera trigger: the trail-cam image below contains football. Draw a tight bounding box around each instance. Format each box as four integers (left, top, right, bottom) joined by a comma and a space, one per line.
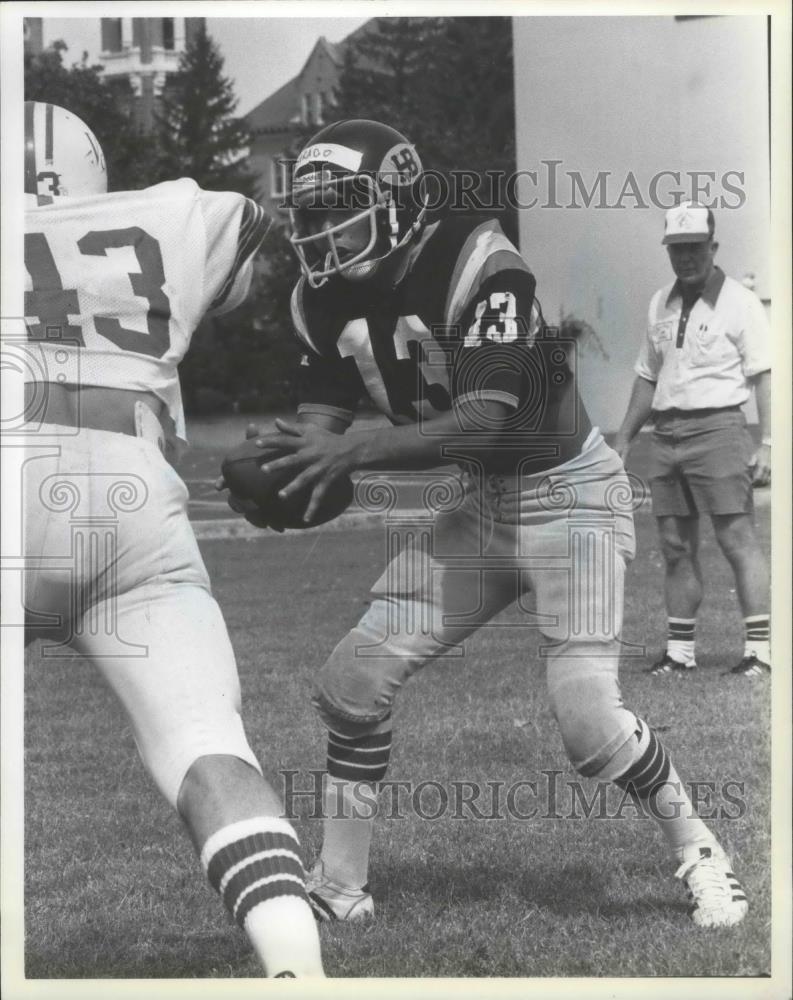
221, 438, 354, 529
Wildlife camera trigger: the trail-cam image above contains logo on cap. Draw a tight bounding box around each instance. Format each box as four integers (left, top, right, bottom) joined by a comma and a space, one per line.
662, 201, 711, 245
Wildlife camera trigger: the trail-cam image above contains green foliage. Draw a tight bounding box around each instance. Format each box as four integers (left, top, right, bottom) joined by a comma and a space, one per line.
333, 17, 517, 241
149, 23, 268, 411
179, 227, 304, 416
560, 314, 611, 360
24, 41, 154, 191
153, 23, 256, 197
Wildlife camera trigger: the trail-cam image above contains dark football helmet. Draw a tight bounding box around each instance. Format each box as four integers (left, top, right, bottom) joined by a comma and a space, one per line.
288, 119, 428, 287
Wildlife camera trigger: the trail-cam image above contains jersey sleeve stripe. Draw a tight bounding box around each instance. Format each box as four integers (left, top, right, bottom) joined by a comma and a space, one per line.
290, 279, 322, 354
297, 402, 355, 427
455, 389, 520, 409
209, 199, 270, 311
444, 223, 532, 328
25, 102, 37, 194
45, 103, 54, 161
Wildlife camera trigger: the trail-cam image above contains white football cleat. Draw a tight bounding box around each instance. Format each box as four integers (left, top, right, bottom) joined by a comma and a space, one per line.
675, 842, 748, 928
306, 861, 374, 922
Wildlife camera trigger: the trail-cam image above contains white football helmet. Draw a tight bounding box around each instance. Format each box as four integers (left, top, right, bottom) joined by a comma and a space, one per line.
25, 101, 107, 202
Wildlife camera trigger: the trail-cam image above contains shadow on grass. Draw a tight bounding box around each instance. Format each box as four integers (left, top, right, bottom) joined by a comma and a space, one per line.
25, 927, 257, 980
371, 856, 684, 920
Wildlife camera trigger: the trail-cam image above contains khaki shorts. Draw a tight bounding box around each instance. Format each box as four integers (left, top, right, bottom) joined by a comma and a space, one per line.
649, 408, 754, 517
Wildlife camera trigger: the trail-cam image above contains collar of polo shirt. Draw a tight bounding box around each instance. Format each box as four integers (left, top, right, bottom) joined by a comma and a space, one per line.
667, 265, 726, 309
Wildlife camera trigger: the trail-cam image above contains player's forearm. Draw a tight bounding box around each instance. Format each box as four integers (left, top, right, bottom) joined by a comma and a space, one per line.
750, 370, 771, 441
616, 377, 656, 442
344, 404, 510, 471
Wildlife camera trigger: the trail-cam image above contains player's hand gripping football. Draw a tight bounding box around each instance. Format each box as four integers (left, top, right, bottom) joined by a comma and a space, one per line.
250, 418, 359, 524
215, 423, 286, 532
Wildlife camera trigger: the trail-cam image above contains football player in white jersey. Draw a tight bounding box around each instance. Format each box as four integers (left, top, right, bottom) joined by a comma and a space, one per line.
22, 102, 323, 978
228, 119, 750, 934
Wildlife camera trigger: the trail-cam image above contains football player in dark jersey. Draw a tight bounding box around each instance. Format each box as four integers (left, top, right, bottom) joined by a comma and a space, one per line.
231, 120, 748, 930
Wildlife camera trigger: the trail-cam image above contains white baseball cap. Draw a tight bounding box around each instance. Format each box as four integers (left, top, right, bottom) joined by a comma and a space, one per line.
662, 201, 714, 245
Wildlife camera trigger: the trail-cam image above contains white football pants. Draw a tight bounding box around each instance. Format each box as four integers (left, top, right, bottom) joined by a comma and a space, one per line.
24, 426, 261, 807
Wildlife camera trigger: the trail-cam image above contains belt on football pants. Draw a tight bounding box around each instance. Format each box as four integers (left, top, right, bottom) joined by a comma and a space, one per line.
24, 381, 171, 456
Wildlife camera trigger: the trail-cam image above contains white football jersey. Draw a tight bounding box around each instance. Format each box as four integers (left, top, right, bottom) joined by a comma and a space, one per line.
24, 178, 270, 441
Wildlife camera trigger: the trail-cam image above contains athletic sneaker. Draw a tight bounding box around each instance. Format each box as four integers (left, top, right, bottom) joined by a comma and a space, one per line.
725, 653, 770, 677
675, 842, 748, 928
306, 861, 374, 922
647, 653, 696, 676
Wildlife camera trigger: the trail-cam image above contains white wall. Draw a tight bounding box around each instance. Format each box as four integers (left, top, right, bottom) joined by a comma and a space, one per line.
513, 15, 769, 429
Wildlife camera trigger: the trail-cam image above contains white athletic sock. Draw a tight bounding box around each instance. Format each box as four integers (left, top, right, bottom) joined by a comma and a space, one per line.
319, 725, 391, 889
743, 615, 770, 663
667, 617, 696, 665
611, 720, 714, 856
321, 776, 376, 888
201, 817, 324, 977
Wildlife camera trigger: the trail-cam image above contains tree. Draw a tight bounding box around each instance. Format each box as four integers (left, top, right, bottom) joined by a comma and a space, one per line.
332, 17, 517, 241
153, 24, 256, 196
24, 41, 153, 191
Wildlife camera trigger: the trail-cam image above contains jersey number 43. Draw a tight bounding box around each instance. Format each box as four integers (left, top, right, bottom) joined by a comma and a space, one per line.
25, 228, 171, 359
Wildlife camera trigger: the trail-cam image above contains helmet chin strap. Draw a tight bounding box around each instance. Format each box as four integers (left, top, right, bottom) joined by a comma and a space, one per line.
387, 199, 399, 249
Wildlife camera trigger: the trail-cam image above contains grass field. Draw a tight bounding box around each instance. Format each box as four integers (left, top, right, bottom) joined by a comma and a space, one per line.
23, 432, 772, 979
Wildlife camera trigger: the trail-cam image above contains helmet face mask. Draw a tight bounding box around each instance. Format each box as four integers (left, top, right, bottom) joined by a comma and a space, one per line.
25, 102, 107, 204
289, 173, 383, 286
288, 120, 428, 288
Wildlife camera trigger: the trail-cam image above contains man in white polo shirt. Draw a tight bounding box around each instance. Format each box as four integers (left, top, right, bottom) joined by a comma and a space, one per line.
615, 202, 771, 677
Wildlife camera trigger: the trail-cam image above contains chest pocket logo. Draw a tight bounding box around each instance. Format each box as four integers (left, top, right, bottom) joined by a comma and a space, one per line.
649, 320, 674, 347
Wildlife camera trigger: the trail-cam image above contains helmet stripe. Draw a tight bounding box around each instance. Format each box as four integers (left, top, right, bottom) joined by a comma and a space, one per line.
45, 103, 54, 163
24, 101, 37, 194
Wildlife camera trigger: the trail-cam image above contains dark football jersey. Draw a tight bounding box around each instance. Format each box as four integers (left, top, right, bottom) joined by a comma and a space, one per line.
291, 214, 592, 475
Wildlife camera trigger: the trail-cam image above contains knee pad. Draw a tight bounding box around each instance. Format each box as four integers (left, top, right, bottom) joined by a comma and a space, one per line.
312, 631, 398, 729
312, 606, 438, 729
546, 640, 637, 778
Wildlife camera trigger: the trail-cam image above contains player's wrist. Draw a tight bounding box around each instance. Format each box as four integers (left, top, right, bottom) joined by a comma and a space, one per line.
344, 431, 371, 471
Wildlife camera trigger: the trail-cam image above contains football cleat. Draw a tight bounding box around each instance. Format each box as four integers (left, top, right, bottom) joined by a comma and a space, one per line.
724, 653, 770, 677
646, 653, 696, 676
306, 861, 374, 922
675, 842, 748, 928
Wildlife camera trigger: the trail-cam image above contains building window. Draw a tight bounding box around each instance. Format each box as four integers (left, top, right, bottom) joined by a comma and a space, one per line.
312, 92, 323, 125
300, 93, 310, 125
162, 18, 175, 50
103, 18, 122, 52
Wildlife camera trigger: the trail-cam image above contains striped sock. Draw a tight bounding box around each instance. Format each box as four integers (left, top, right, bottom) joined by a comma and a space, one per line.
744, 615, 770, 663
201, 817, 323, 977
667, 617, 696, 666
614, 720, 712, 853
327, 726, 392, 784
321, 724, 392, 889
